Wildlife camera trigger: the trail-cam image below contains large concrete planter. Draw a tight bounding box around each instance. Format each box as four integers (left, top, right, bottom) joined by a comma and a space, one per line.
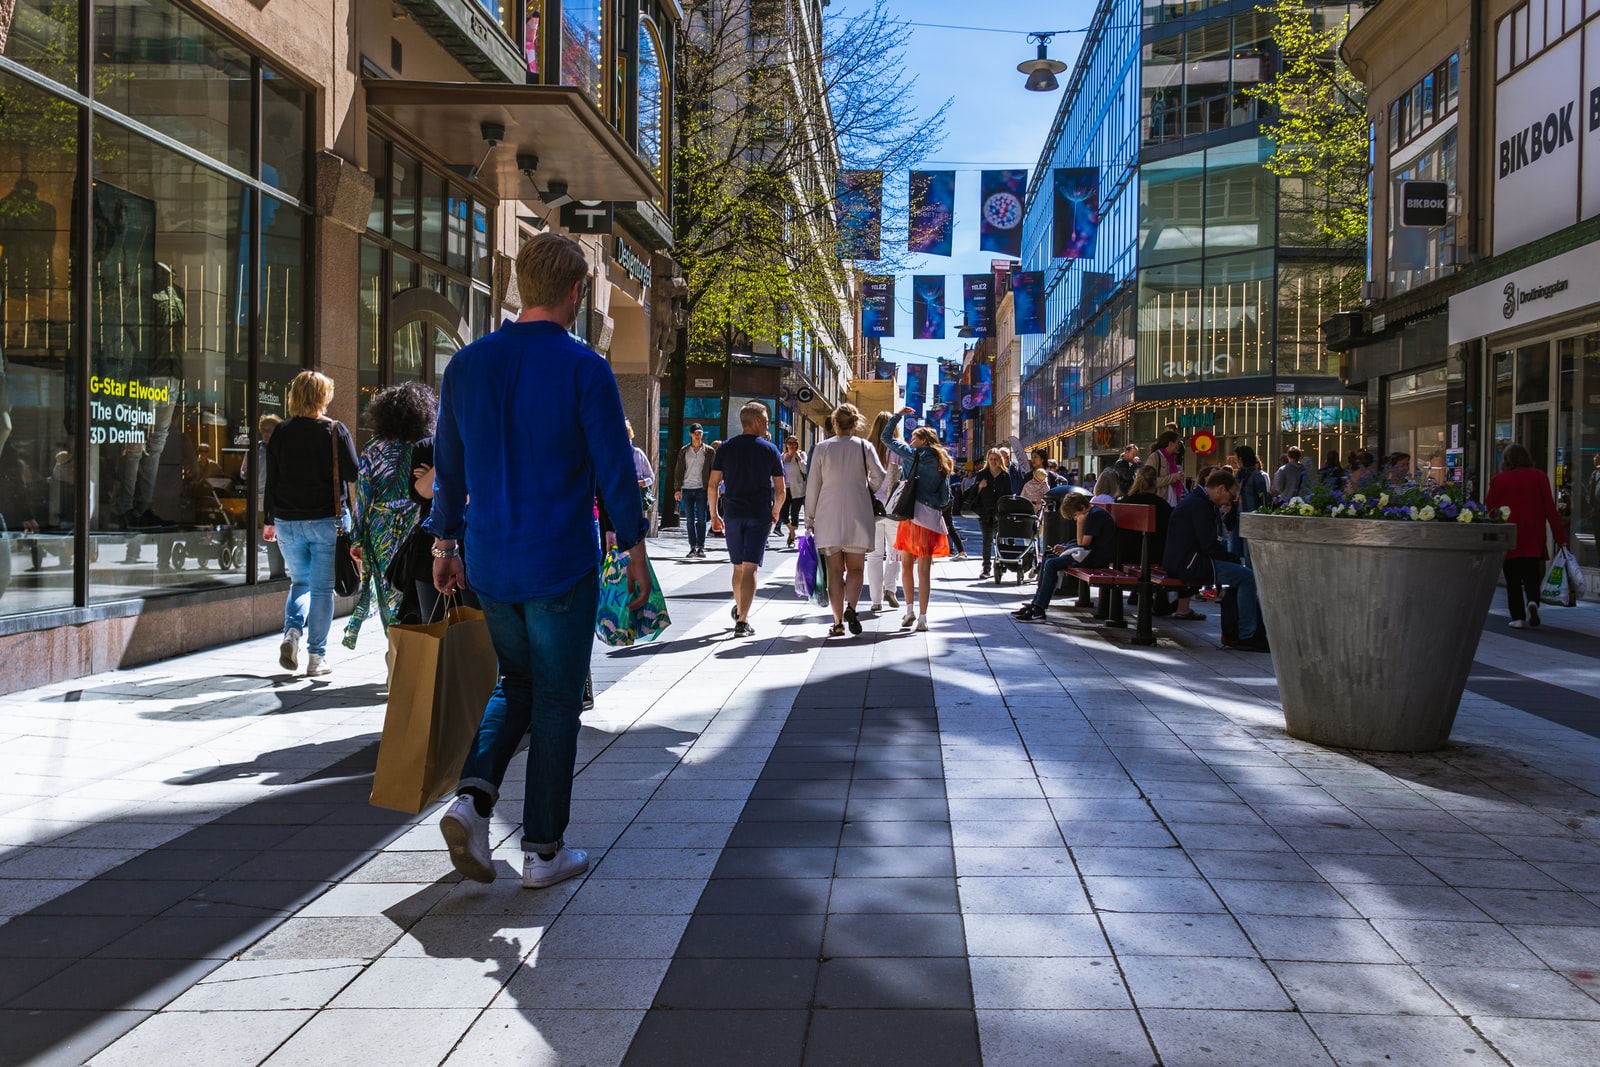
1239, 512, 1515, 752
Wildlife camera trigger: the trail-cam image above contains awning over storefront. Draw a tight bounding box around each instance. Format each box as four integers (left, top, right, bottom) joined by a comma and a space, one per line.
364, 81, 666, 204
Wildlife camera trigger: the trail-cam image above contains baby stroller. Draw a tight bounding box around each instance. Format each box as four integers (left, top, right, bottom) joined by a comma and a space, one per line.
993, 495, 1039, 585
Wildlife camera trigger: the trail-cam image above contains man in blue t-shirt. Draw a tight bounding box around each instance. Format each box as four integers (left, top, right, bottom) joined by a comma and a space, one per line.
709, 401, 785, 637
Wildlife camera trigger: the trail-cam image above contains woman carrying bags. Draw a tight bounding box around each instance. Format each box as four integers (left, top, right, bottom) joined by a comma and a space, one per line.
881, 408, 955, 632
805, 403, 887, 636
1487, 442, 1568, 629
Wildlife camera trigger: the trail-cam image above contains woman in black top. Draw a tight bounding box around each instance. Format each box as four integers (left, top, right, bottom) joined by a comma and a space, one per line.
263, 371, 359, 677
969, 448, 1013, 579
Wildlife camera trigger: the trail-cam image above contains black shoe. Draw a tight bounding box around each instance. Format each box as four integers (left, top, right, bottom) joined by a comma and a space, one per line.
1012, 604, 1044, 620
843, 606, 862, 636
733, 621, 754, 637
1231, 633, 1271, 653
1528, 602, 1541, 628
582, 674, 595, 710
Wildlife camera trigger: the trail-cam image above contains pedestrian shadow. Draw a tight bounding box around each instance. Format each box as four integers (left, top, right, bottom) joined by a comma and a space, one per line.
713, 635, 814, 659
163, 736, 382, 787
138, 680, 390, 721
604, 632, 723, 658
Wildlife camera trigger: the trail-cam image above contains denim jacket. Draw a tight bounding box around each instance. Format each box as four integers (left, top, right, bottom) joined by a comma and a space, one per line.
880, 413, 952, 509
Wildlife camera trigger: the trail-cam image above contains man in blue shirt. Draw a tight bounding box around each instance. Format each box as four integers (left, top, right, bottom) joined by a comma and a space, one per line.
708, 401, 784, 637
428, 232, 650, 890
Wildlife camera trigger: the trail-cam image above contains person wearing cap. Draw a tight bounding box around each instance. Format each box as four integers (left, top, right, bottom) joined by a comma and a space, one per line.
673, 423, 716, 558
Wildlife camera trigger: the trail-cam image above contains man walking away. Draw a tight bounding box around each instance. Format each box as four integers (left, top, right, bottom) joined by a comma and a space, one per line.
674, 423, 715, 558
1272, 447, 1309, 504
709, 401, 784, 637
430, 232, 650, 891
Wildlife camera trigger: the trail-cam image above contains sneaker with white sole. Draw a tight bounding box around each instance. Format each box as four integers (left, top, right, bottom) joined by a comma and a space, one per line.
523, 845, 588, 889
1508, 619, 1528, 629
439, 794, 495, 883
885, 590, 900, 608
279, 628, 301, 672
306, 654, 331, 677
915, 614, 929, 632
870, 601, 882, 612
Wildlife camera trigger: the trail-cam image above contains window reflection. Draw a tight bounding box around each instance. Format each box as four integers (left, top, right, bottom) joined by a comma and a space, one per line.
638, 20, 665, 179
562, 0, 605, 108
1, 0, 80, 89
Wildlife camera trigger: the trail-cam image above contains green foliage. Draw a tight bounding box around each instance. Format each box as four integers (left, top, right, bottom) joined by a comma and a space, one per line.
1247, 0, 1368, 297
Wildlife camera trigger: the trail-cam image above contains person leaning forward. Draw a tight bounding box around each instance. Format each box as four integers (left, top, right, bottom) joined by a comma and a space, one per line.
429, 232, 651, 892
709, 401, 785, 638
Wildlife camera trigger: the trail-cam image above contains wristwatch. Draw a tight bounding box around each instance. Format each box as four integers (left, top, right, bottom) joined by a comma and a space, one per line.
431, 541, 460, 559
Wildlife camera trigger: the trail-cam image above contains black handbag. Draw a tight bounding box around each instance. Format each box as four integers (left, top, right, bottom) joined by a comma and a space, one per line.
886, 452, 919, 520
328, 421, 363, 597
860, 442, 887, 517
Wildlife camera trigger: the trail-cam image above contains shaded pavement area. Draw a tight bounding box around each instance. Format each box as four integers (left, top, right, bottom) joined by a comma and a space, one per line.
4, 521, 1600, 1065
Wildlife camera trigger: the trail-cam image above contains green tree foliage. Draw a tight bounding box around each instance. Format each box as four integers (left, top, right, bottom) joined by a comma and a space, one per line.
1248, 0, 1368, 293
674, 0, 944, 363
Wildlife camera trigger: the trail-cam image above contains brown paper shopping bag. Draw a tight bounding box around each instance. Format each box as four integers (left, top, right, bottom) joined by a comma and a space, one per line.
370, 605, 499, 813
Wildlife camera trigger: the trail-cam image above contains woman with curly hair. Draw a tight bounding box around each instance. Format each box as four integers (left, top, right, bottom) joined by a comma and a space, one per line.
341, 381, 437, 649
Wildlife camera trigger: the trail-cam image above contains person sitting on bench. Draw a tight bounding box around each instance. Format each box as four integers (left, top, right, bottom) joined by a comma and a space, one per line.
1013, 494, 1115, 621
1164, 469, 1269, 653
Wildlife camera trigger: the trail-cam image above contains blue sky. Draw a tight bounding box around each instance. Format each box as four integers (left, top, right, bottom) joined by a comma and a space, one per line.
830, 0, 1101, 404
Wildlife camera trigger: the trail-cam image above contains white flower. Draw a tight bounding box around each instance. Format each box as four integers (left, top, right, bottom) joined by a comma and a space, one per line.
1497, 506, 1512, 520
1379, 493, 1390, 507
1407, 506, 1420, 520
1457, 509, 1474, 523
1329, 504, 1343, 517
1288, 496, 1305, 507
1419, 505, 1436, 522
1298, 503, 1317, 516
1352, 493, 1367, 504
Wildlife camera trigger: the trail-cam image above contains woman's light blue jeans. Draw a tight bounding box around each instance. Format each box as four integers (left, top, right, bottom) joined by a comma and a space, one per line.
275, 520, 338, 655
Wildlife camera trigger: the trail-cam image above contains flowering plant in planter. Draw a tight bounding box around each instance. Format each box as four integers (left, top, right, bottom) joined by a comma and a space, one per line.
1257, 481, 1511, 523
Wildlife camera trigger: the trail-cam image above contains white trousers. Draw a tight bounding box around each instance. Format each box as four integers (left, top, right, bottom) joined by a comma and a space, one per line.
866, 516, 901, 604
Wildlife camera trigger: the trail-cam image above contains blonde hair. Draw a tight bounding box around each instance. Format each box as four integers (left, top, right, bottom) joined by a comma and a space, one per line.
1093, 470, 1121, 497
910, 426, 955, 477
738, 400, 769, 429
287, 371, 334, 417
869, 411, 893, 464
516, 232, 590, 309
831, 403, 862, 435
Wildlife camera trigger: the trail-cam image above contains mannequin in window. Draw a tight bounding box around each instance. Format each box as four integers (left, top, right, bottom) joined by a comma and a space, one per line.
115, 261, 184, 535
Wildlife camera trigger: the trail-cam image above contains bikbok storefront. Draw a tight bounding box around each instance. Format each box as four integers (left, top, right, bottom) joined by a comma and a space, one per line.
1449, 0, 1600, 587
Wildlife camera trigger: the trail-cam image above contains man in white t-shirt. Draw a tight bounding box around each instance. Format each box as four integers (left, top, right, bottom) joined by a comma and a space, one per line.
673, 423, 716, 558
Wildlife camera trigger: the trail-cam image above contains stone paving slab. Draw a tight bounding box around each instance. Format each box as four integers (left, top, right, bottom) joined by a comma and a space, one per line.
5, 522, 1600, 1064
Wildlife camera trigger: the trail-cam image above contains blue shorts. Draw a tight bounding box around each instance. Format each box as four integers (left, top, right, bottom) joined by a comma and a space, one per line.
723, 516, 770, 566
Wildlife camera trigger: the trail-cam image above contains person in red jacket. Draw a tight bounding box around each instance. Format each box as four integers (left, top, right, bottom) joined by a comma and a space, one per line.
1486, 442, 1567, 629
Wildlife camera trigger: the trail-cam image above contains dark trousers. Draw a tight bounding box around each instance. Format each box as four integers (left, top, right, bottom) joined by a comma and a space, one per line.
681, 488, 709, 549
1503, 556, 1543, 621
781, 492, 804, 528
943, 506, 965, 553
980, 519, 996, 571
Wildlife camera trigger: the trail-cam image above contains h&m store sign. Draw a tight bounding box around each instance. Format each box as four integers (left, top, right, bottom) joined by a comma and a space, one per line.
1494, 24, 1600, 252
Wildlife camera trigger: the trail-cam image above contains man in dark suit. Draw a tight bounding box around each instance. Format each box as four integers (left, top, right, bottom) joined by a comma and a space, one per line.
1163, 469, 1268, 653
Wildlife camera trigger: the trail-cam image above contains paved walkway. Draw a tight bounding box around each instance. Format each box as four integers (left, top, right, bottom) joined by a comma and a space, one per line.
4, 523, 1600, 1065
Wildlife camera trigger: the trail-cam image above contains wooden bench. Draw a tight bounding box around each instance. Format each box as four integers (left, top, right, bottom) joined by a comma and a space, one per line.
1065, 503, 1186, 646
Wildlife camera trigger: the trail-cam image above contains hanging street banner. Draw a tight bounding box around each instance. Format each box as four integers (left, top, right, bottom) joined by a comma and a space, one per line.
1052, 167, 1100, 259
970, 364, 993, 407
836, 169, 883, 260
905, 363, 928, 415
936, 360, 960, 405
979, 169, 1027, 257
909, 171, 956, 256
912, 275, 945, 339
963, 274, 993, 337
1012, 270, 1045, 335
862, 275, 895, 337
875, 359, 897, 381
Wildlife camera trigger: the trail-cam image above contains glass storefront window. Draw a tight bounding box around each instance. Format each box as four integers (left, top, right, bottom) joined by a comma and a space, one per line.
1386, 365, 1449, 479
1203, 140, 1274, 254
562, 0, 605, 109
2, 0, 79, 89
446, 193, 470, 274
525, 1, 543, 76
358, 239, 383, 417
1140, 150, 1205, 264
96, 0, 254, 178
638, 21, 665, 180
89, 124, 251, 601
1276, 262, 1342, 377
1137, 260, 1203, 384
261, 69, 308, 201
391, 149, 419, 249
420, 170, 445, 264
366, 133, 388, 235
1557, 334, 1600, 569
0, 70, 77, 616
1141, 34, 1183, 146
1202, 251, 1273, 380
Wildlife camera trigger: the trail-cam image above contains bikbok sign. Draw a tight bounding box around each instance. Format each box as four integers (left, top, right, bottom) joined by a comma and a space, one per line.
1494, 22, 1600, 252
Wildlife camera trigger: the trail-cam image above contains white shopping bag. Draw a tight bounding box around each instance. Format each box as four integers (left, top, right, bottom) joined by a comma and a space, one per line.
1540, 546, 1584, 607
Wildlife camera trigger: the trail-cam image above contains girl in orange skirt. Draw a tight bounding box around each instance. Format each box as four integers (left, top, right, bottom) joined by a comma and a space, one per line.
881, 408, 955, 632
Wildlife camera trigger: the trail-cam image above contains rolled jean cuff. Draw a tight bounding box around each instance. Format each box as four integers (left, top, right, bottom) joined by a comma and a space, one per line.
521, 836, 564, 855
456, 777, 500, 805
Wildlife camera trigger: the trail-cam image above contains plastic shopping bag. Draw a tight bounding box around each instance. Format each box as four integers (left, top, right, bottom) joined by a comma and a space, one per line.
795, 531, 819, 599
596, 549, 672, 646
812, 549, 831, 608
1541, 546, 1584, 607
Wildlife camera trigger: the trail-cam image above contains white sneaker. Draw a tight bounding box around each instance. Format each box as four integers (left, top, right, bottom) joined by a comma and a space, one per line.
279, 628, 301, 672
1508, 619, 1527, 629
885, 590, 900, 608
523, 845, 589, 889
440, 794, 495, 883
901, 611, 916, 628
916, 614, 929, 632
306, 654, 331, 677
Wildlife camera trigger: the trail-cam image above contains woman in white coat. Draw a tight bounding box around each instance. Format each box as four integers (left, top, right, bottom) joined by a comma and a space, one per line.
805, 403, 887, 636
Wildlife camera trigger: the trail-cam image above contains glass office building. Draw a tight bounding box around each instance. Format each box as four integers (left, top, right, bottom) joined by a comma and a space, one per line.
1020, 0, 1367, 480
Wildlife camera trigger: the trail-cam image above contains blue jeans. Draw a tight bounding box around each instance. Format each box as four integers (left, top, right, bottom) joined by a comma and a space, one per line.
681, 488, 708, 549
458, 571, 599, 853
1030, 553, 1078, 609
1213, 560, 1260, 639
275, 519, 337, 655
